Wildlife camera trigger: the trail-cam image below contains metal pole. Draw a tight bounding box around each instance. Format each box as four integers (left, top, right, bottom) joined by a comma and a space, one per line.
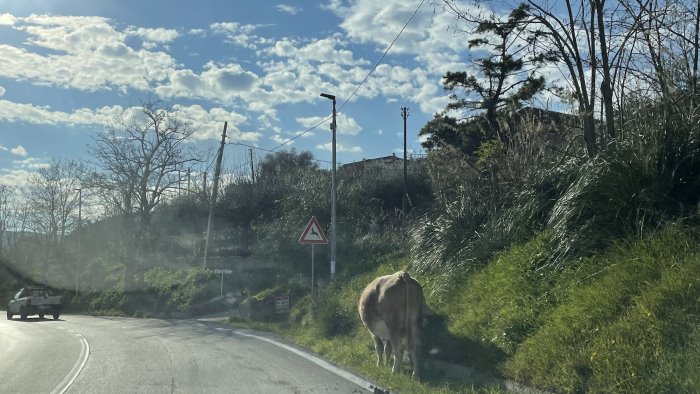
311, 244, 315, 298
401, 107, 409, 236
220, 272, 224, 297
330, 98, 337, 278
320, 93, 337, 279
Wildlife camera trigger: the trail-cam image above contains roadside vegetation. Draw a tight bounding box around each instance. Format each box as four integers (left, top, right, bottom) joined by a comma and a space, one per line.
2, 1, 700, 393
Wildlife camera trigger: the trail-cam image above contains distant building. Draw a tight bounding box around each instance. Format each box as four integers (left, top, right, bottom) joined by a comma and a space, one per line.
340, 153, 404, 173
340, 153, 429, 177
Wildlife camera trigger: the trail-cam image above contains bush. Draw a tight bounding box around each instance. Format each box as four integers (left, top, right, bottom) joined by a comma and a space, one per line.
546, 142, 662, 268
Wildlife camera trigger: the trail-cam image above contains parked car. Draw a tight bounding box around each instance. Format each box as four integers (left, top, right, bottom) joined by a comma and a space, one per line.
6, 286, 61, 320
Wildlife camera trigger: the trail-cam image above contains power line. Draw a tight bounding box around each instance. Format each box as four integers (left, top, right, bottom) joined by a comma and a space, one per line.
226, 141, 333, 164
270, 118, 332, 151
266, 0, 426, 151
338, 0, 425, 112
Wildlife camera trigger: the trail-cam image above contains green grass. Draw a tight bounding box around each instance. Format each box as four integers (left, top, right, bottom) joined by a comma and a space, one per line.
227, 259, 509, 393
226, 317, 508, 394
230, 224, 699, 394
504, 226, 699, 393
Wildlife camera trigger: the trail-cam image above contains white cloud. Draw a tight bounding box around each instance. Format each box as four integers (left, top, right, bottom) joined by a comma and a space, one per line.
0, 86, 4, 96
266, 36, 367, 66
0, 10, 459, 126
187, 28, 206, 37
0, 99, 251, 141
271, 134, 294, 146
276, 4, 302, 15
10, 145, 27, 157
0, 13, 16, 25
13, 157, 49, 169
126, 27, 179, 44
0, 169, 32, 186
316, 142, 362, 153
295, 112, 362, 136
0, 14, 177, 93
155, 61, 261, 103
210, 22, 272, 49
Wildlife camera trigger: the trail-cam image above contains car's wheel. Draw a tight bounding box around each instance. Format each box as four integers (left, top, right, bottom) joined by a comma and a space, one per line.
20, 307, 27, 320
53, 312, 60, 320
6, 309, 12, 320
38, 313, 44, 319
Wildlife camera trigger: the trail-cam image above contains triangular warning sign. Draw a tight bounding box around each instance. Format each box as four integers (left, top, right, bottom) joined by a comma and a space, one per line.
299, 216, 328, 244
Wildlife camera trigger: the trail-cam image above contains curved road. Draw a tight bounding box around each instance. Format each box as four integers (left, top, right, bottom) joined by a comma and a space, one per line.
0, 312, 374, 393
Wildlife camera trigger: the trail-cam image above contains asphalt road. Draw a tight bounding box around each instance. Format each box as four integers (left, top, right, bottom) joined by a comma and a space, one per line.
0, 312, 374, 393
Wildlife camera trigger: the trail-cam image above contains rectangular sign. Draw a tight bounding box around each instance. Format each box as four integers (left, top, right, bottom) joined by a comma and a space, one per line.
274, 295, 290, 313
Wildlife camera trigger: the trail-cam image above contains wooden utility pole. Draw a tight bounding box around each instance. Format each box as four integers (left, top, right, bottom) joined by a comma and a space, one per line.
187, 167, 191, 195
203, 122, 228, 270
249, 148, 256, 185
75, 187, 82, 294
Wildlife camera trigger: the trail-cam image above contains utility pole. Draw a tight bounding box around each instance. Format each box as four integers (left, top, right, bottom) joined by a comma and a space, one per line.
203, 122, 228, 270
203, 172, 208, 197
320, 93, 337, 278
401, 107, 409, 235
187, 167, 191, 195
249, 148, 256, 185
177, 169, 182, 196
74, 188, 82, 294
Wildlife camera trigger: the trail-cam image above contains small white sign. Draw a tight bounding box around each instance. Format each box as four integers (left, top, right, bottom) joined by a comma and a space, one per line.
275, 295, 290, 313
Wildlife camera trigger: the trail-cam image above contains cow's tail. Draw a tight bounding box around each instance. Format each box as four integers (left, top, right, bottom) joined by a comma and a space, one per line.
399, 271, 411, 348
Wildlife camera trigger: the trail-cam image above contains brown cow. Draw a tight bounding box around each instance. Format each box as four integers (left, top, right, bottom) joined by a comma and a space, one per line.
358, 271, 429, 378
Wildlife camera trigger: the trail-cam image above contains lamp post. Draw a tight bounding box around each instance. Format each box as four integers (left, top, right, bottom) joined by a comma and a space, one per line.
320, 93, 337, 278
74, 187, 82, 294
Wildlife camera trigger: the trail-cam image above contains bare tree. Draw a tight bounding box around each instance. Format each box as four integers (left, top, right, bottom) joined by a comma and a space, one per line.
0, 185, 13, 256
24, 160, 83, 281
89, 100, 200, 290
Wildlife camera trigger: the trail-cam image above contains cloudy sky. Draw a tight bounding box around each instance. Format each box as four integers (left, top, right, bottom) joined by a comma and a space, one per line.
0, 0, 511, 185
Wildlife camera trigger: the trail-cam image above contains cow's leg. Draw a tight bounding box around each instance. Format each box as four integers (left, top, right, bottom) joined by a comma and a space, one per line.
372, 335, 384, 367
411, 341, 421, 378
410, 325, 422, 379
389, 335, 403, 374
383, 340, 393, 367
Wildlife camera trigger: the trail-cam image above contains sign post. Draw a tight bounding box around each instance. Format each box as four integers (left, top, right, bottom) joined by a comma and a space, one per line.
212, 269, 233, 296
299, 216, 328, 297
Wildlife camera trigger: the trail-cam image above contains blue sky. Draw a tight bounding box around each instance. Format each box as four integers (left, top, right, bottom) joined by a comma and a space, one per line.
0, 0, 529, 185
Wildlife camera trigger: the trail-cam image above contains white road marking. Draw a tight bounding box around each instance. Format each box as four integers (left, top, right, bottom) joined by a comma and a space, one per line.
51, 332, 90, 394
231, 329, 376, 392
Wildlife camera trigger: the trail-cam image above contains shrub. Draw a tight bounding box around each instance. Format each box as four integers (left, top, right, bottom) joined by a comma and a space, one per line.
546, 141, 662, 268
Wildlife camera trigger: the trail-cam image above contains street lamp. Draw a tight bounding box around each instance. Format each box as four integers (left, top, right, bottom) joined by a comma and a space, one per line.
320, 93, 337, 279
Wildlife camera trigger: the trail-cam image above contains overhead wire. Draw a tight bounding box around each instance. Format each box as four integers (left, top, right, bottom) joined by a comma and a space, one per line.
227, 142, 333, 164
266, 0, 426, 151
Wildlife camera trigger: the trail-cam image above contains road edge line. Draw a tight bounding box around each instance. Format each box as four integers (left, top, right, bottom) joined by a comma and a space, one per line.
231, 329, 377, 392
51, 333, 90, 394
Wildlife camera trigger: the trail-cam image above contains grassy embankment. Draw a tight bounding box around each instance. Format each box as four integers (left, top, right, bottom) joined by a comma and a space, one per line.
229, 224, 699, 393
